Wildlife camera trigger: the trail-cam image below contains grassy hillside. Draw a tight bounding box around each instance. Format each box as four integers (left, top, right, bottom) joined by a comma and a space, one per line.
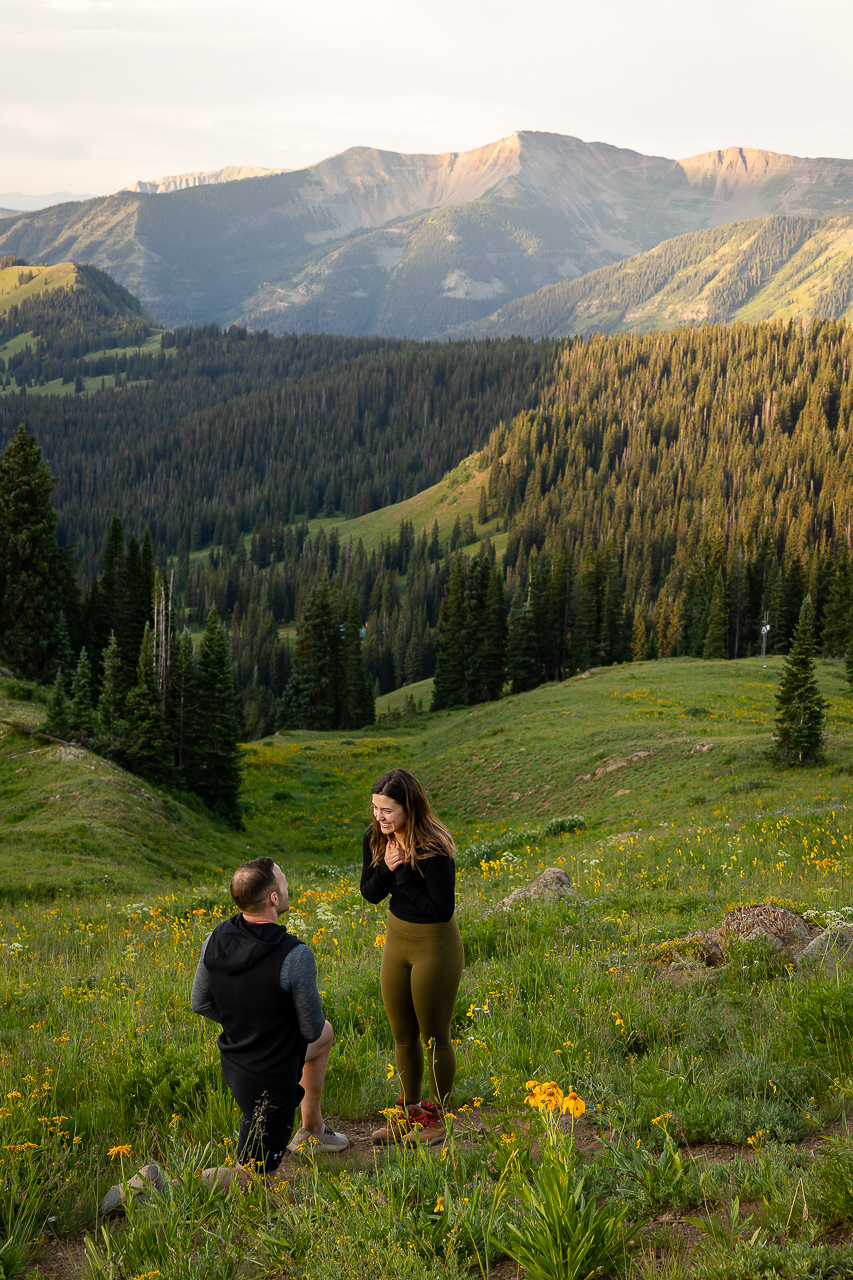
466, 214, 853, 338
0, 686, 247, 899
303, 449, 505, 555
3, 656, 853, 1277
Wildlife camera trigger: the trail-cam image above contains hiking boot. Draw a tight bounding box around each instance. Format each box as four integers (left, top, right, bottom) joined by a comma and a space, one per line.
401, 1102, 446, 1146
286, 1119, 349, 1154
98, 1162, 165, 1216
371, 1099, 418, 1145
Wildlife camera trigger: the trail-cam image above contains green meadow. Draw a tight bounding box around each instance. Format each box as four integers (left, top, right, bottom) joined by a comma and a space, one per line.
2, 655, 853, 1278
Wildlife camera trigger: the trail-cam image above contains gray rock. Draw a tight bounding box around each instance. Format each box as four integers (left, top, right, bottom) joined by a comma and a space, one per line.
493, 867, 579, 912
798, 927, 853, 976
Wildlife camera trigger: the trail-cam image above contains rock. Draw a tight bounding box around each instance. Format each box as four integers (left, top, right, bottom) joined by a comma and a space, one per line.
494, 867, 579, 911
721, 903, 819, 948
798, 927, 853, 976
744, 928, 784, 953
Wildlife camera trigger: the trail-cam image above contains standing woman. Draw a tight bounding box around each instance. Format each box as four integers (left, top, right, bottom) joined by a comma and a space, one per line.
360, 767, 464, 1145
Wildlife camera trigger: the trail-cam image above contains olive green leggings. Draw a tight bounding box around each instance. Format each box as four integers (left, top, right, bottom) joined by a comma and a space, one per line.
380, 913, 464, 1105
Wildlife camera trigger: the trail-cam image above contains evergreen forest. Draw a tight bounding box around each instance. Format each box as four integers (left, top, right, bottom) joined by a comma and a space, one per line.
3, 300, 853, 780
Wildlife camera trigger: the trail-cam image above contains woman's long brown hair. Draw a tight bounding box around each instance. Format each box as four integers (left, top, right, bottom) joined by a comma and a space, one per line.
369, 768, 455, 868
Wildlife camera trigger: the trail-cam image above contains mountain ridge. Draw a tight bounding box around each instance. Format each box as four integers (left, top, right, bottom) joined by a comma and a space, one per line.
4, 131, 853, 337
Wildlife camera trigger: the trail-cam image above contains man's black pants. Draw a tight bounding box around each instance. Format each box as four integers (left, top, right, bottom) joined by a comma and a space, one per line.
221, 1062, 304, 1173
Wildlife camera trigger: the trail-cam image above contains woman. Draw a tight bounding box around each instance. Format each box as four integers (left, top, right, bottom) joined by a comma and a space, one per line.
360, 767, 464, 1145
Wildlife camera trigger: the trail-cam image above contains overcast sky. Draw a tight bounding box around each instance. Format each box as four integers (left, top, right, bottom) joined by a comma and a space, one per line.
2, 0, 851, 197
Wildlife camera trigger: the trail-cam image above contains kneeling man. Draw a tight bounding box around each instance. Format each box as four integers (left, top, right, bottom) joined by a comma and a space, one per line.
192, 855, 347, 1174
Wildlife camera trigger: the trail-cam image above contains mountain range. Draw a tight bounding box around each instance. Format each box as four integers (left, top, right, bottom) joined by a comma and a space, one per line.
3, 131, 853, 338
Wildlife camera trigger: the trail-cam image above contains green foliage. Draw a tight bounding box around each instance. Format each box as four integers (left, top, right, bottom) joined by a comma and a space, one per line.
814, 1134, 853, 1225
192, 607, 243, 826
500, 1163, 639, 1280
123, 624, 176, 787
0, 425, 62, 680
69, 645, 94, 738
44, 670, 71, 739
772, 596, 829, 764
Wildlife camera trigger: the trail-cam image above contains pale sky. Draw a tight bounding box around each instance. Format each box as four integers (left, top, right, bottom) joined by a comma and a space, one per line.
2, 0, 851, 198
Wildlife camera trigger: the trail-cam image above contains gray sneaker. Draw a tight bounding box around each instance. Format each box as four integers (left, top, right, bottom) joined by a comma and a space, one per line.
287, 1120, 349, 1154
98, 1162, 166, 1216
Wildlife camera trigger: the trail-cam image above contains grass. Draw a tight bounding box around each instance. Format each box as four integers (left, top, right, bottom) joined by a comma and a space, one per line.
3, 655, 853, 1277
300, 450, 507, 555
0, 263, 79, 313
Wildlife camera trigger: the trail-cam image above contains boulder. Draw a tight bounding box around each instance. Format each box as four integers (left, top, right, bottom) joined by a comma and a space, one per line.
721, 903, 820, 949
494, 866, 579, 911
798, 926, 853, 977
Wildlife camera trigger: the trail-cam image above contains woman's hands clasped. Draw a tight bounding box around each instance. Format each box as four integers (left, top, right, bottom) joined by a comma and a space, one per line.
384, 839, 408, 871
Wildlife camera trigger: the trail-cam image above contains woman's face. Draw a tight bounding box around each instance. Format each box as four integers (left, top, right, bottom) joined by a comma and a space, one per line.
372, 793, 406, 838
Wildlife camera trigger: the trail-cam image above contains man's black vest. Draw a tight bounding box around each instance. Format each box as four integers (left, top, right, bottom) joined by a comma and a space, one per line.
203, 915, 305, 1087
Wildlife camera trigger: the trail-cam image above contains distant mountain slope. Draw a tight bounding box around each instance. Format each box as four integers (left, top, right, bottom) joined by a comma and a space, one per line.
0, 260, 154, 392
3, 134, 853, 337
458, 214, 853, 338
0, 259, 150, 322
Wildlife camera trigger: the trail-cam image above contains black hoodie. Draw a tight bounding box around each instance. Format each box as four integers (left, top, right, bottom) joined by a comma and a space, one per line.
203, 914, 306, 1088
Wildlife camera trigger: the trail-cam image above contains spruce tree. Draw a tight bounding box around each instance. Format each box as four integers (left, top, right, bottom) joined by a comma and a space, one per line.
431, 556, 467, 709
124, 624, 176, 786
846, 637, 853, 694
477, 568, 507, 700
45, 671, 71, 740
772, 595, 829, 765
277, 578, 339, 729
194, 606, 243, 826
462, 556, 490, 703
169, 628, 197, 780
0, 425, 63, 680
69, 646, 94, 738
97, 631, 123, 753
702, 571, 727, 659
340, 596, 375, 729
571, 551, 600, 673
506, 600, 541, 694
478, 487, 488, 525
631, 611, 647, 663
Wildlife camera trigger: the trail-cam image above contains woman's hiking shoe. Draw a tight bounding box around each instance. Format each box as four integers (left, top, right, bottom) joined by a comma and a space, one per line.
286, 1119, 349, 1154
371, 1099, 420, 1144
98, 1163, 165, 1216
401, 1102, 446, 1146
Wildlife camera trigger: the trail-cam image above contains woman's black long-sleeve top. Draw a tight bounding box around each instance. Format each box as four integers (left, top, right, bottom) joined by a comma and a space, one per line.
359, 828, 455, 924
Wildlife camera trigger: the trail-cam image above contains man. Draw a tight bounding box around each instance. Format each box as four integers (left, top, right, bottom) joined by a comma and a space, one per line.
192, 855, 348, 1176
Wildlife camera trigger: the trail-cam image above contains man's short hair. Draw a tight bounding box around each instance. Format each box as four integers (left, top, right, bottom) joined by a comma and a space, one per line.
230, 856, 278, 912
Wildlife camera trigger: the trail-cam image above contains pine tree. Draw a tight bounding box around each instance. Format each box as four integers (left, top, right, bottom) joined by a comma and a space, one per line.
462, 556, 490, 704
169, 628, 197, 779
631, 611, 647, 663
45, 671, 71, 740
478, 487, 488, 525
277, 577, 339, 729
772, 595, 829, 765
0, 425, 63, 680
340, 596, 375, 729
506, 600, 541, 694
431, 556, 467, 709
821, 553, 853, 658
193, 606, 243, 826
97, 631, 122, 753
124, 624, 176, 786
702, 571, 727, 659
571, 551, 600, 673
69, 646, 94, 738
477, 568, 507, 700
